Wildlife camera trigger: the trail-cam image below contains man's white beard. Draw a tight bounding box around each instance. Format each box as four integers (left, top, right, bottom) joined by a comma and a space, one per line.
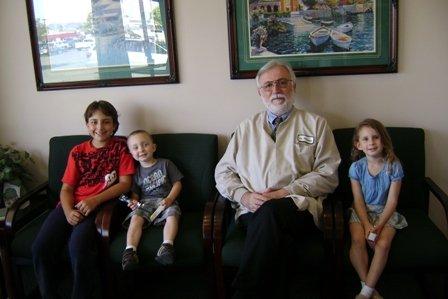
263, 93, 293, 116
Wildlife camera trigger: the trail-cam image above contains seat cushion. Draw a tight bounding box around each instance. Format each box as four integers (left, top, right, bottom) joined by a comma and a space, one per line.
10, 211, 50, 262
388, 209, 448, 271
221, 219, 326, 272
109, 212, 205, 267
343, 208, 448, 272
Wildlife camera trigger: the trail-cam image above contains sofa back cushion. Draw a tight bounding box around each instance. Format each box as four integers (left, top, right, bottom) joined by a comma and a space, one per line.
48, 135, 91, 205
48, 134, 218, 212
153, 133, 218, 212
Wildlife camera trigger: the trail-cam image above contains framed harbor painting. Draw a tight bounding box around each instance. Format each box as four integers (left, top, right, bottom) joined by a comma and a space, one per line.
227, 0, 398, 78
26, 0, 178, 90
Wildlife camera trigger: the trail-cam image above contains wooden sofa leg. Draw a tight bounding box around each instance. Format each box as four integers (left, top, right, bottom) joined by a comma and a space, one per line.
0, 243, 19, 299
214, 258, 226, 299
216, 269, 226, 299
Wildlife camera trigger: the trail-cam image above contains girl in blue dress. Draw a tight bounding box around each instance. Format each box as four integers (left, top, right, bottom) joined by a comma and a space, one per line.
348, 119, 407, 299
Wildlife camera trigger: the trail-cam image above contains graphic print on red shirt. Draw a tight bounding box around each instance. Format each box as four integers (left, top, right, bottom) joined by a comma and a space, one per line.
62, 137, 135, 203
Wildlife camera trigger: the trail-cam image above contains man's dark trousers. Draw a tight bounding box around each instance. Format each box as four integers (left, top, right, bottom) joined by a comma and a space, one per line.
233, 197, 320, 298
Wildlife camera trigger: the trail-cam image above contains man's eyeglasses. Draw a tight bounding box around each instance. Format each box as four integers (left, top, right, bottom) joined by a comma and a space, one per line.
259, 79, 293, 92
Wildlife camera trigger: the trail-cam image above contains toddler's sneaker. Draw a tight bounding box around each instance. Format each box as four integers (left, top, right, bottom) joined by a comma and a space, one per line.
122, 248, 139, 270
155, 243, 175, 265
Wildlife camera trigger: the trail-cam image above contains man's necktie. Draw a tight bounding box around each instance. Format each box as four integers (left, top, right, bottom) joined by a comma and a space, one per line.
271, 116, 283, 142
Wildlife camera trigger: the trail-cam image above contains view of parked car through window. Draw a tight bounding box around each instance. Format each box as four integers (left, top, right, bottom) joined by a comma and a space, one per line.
34, 0, 168, 82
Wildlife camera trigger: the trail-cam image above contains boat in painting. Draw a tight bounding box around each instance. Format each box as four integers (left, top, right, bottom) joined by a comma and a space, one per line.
336, 22, 353, 33
320, 19, 334, 26
330, 29, 352, 50
309, 26, 331, 46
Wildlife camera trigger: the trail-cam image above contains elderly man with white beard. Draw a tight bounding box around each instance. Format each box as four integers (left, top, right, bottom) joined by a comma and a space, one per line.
215, 60, 341, 298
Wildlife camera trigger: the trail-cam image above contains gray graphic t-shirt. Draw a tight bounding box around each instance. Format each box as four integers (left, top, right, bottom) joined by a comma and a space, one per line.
132, 158, 183, 199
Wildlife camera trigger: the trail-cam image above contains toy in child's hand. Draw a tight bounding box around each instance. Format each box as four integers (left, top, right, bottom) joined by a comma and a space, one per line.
119, 194, 141, 208
119, 194, 165, 223
149, 204, 165, 223
367, 232, 377, 249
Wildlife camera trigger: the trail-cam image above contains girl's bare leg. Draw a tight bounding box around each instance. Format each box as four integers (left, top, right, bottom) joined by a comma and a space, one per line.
365, 226, 396, 288
350, 222, 369, 281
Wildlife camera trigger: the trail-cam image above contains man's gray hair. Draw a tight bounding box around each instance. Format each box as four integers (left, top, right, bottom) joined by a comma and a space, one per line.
255, 60, 296, 88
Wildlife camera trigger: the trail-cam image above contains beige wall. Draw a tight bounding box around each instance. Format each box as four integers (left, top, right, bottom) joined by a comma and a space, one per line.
1, 1, 447, 233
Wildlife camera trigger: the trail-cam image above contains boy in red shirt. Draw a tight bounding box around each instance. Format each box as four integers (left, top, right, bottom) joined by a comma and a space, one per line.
32, 100, 135, 298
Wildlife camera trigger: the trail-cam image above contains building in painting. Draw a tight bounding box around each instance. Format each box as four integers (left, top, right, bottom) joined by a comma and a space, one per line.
250, 0, 300, 13
280, 0, 299, 12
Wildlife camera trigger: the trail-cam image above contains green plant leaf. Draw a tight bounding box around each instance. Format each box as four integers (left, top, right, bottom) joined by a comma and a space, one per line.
0, 144, 34, 184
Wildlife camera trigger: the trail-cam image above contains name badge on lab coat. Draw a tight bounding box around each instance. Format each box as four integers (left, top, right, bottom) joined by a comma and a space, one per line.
297, 134, 314, 144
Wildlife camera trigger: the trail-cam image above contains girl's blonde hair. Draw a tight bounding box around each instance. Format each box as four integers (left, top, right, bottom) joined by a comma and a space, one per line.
351, 118, 399, 167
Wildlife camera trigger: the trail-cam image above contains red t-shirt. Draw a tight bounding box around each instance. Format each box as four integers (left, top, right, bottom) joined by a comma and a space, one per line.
62, 137, 135, 204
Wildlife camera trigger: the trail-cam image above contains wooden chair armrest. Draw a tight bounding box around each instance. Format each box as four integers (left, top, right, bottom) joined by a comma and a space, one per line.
4, 181, 50, 232
332, 196, 345, 243
209, 194, 230, 299
95, 200, 118, 241
325, 192, 345, 287
323, 193, 345, 240
322, 196, 335, 277
212, 194, 230, 253
94, 199, 120, 299
322, 196, 333, 240
425, 177, 448, 221
203, 193, 218, 255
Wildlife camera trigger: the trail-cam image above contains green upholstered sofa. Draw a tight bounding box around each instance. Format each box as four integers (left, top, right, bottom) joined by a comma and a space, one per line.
0, 133, 218, 299
96, 133, 218, 298
332, 128, 448, 298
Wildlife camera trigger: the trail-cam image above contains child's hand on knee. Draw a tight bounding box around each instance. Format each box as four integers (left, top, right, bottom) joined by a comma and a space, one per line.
75, 198, 99, 216
372, 224, 384, 237
65, 209, 84, 226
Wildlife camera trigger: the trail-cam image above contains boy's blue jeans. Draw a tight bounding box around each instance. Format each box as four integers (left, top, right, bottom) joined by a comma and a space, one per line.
31, 204, 101, 299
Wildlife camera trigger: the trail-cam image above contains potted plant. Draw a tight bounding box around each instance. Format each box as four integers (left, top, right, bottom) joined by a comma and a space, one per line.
0, 144, 34, 208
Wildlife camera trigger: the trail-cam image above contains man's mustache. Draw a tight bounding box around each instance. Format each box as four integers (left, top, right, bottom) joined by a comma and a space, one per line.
270, 93, 287, 101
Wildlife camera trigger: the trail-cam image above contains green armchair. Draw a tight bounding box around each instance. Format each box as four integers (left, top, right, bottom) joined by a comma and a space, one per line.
332, 128, 448, 298
0, 135, 112, 298
97, 133, 218, 298
209, 193, 336, 298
